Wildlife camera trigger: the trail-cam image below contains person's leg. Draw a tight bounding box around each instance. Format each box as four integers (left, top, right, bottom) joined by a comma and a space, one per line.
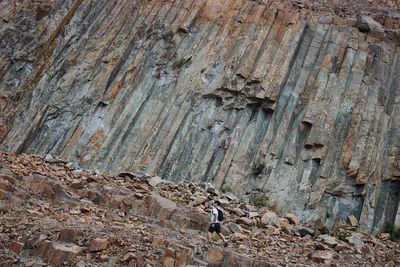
215, 224, 228, 246
217, 232, 226, 243
207, 224, 214, 242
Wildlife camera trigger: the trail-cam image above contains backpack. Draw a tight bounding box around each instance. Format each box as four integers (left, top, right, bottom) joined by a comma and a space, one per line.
217, 208, 224, 221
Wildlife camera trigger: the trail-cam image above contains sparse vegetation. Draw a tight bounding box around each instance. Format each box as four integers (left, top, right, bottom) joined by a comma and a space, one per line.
338, 229, 349, 242
222, 185, 235, 193
251, 193, 268, 207
382, 221, 400, 241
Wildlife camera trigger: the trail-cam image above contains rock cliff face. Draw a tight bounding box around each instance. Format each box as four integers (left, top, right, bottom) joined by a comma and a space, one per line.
0, 0, 399, 232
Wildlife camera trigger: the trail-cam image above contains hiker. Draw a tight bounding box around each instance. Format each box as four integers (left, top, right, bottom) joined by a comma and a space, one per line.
207, 200, 228, 247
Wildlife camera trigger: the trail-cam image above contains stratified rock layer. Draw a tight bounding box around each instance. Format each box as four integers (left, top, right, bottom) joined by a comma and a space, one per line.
0, 0, 399, 232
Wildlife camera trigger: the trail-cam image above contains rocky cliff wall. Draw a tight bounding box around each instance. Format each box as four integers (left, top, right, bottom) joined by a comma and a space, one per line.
0, 0, 399, 232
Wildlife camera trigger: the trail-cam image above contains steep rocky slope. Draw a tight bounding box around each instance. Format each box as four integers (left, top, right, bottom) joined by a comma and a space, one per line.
1, 153, 400, 266
0, 0, 400, 233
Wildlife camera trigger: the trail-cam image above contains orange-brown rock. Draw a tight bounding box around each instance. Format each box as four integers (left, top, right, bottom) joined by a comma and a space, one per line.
9, 241, 24, 254
89, 238, 109, 252
32, 240, 83, 266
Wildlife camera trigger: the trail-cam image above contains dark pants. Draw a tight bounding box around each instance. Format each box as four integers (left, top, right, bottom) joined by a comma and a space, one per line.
208, 223, 221, 234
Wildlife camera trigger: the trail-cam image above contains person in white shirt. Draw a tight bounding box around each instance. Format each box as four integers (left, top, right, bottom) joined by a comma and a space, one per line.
207, 200, 228, 247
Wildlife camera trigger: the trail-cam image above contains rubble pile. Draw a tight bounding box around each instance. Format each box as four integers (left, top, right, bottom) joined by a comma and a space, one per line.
0, 153, 399, 266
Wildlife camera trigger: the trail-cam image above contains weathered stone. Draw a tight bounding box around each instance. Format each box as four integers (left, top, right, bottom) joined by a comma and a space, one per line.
310, 251, 333, 264
285, 213, 300, 225
261, 212, 278, 227
378, 233, 390, 240
319, 235, 338, 248
278, 218, 294, 231
355, 15, 385, 37
227, 222, 244, 234
298, 227, 315, 237
217, 198, 230, 208
58, 228, 80, 243
122, 253, 136, 262
32, 241, 83, 266
347, 234, 364, 248
348, 215, 358, 227
118, 172, 135, 179
9, 241, 24, 254
233, 208, 246, 217
231, 232, 251, 247
97, 254, 109, 262
248, 212, 260, 219
207, 248, 224, 266
0, 260, 13, 267
89, 238, 109, 252
236, 217, 254, 227
315, 218, 329, 234
142, 194, 177, 221
148, 176, 164, 187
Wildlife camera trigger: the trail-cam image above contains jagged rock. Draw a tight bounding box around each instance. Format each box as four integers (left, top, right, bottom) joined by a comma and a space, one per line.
227, 222, 244, 234
89, 238, 109, 252
44, 154, 66, 164
378, 233, 391, 240
298, 227, 315, 237
310, 251, 333, 264
319, 235, 338, 248
58, 228, 81, 243
231, 233, 251, 247
248, 212, 260, 219
348, 215, 359, 227
245, 205, 258, 212
206, 248, 224, 266
217, 198, 230, 208
0, 261, 13, 267
315, 218, 329, 234
118, 172, 135, 179
148, 176, 164, 187
236, 217, 254, 227
261, 212, 279, 227
285, 213, 300, 225
233, 208, 246, 217
9, 241, 24, 254
32, 241, 83, 266
355, 15, 385, 37
347, 234, 365, 248
222, 193, 237, 201
278, 218, 294, 231
97, 254, 108, 262
122, 253, 136, 262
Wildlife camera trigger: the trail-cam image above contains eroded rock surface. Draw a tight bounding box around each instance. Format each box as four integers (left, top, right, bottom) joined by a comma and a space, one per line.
0, 0, 400, 232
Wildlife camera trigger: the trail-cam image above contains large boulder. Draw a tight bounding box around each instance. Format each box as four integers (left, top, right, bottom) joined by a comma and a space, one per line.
355, 15, 385, 39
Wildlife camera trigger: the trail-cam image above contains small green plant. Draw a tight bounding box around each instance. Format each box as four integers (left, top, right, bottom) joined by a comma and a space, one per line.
222, 185, 234, 193
338, 229, 349, 242
382, 221, 400, 241
251, 194, 267, 207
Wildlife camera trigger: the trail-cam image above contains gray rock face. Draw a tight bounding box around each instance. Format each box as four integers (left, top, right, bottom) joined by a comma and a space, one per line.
0, 0, 399, 233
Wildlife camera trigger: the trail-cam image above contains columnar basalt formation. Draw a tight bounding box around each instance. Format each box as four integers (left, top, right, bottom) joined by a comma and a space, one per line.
0, 0, 399, 232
